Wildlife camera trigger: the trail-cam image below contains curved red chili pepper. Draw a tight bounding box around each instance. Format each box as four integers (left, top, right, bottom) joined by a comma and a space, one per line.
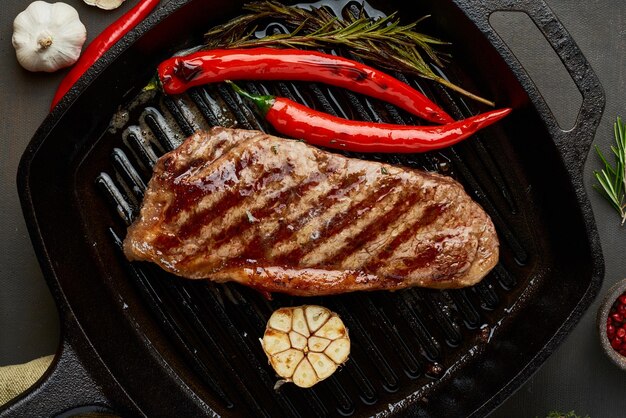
158, 48, 455, 124
50, 0, 161, 110
229, 83, 511, 154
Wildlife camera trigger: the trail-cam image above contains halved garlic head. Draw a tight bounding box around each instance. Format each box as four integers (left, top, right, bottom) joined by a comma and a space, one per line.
262, 305, 350, 388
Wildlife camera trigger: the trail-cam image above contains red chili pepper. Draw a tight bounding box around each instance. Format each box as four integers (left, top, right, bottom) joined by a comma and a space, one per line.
158, 48, 455, 125
229, 83, 511, 154
50, 0, 161, 110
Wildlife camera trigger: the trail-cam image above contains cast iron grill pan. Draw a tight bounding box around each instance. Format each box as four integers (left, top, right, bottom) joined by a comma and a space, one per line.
2, 0, 604, 417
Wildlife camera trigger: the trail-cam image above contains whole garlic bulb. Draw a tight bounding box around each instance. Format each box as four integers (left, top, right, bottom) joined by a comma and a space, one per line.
12, 1, 87, 72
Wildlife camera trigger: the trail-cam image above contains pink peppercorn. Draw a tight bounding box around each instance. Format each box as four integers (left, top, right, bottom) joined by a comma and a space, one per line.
606, 291, 626, 357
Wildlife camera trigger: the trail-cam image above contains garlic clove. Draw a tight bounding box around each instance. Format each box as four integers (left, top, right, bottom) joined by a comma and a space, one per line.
305, 305, 331, 333
262, 329, 291, 355
292, 358, 317, 388
270, 349, 304, 379
292, 307, 310, 337
262, 305, 350, 388
325, 338, 351, 364
289, 331, 308, 351
84, 0, 126, 10
308, 336, 331, 352
314, 316, 347, 340
268, 307, 292, 333
308, 352, 337, 380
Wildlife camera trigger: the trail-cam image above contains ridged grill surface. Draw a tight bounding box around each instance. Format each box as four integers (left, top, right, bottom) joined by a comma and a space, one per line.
94, 1, 528, 416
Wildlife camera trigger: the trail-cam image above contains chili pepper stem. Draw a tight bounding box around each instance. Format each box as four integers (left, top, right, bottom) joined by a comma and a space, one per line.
227, 81, 275, 116
143, 73, 162, 92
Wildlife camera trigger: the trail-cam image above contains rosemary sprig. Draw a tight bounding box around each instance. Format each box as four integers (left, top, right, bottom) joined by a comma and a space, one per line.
204, 1, 494, 106
593, 117, 626, 225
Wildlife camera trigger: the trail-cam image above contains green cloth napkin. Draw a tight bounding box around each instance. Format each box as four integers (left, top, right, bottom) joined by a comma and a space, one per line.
0, 355, 53, 406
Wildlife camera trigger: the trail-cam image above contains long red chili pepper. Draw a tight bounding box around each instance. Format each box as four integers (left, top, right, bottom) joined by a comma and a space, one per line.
50, 0, 161, 110
229, 83, 511, 154
158, 48, 456, 125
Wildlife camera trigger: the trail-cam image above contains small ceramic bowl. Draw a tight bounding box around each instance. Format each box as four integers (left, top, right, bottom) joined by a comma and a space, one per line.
597, 278, 626, 370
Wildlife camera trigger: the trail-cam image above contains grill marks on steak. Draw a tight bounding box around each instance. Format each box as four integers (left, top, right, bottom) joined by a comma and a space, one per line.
123, 127, 499, 295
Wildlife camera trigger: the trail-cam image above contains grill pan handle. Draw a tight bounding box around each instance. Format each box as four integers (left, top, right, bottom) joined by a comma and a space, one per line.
457, 0, 605, 175
0, 336, 113, 417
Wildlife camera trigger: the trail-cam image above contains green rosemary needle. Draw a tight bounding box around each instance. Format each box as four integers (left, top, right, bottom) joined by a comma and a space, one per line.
204, 0, 494, 106
593, 117, 626, 225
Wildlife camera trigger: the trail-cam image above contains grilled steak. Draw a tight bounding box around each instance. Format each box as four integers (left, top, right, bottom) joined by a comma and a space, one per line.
123, 127, 499, 295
